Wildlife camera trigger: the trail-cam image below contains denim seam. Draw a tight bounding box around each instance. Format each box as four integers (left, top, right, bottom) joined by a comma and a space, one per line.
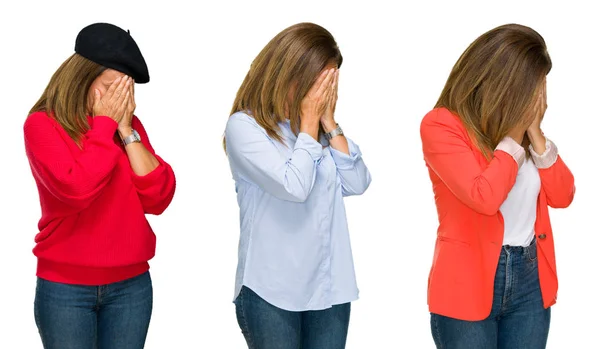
34, 296, 46, 348
432, 315, 444, 349
239, 290, 255, 349
501, 249, 512, 313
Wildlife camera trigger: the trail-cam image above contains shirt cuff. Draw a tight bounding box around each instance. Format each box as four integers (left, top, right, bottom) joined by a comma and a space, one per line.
495, 137, 526, 167
529, 138, 558, 169
295, 132, 323, 161
330, 138, 362, 170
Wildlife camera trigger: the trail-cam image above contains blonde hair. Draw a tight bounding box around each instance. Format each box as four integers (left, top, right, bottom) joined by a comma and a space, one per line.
436, 24, 552, 158
30, 54, 106, 144
227, 22, 342, 148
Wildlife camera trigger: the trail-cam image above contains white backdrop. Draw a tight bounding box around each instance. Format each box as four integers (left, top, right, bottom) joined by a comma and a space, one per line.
1, 0, 598, 347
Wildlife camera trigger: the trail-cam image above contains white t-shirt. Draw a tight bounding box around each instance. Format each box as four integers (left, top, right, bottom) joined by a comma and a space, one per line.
494, 137, 559, 247
500, 159, 541, 246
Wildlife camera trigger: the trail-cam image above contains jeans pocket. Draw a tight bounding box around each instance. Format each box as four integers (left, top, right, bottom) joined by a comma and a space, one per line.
525, 240, 538, 262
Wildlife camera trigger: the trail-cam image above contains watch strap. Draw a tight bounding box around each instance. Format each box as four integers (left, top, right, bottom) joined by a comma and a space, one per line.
122, 129, 141, 145
325, 124, 343, 140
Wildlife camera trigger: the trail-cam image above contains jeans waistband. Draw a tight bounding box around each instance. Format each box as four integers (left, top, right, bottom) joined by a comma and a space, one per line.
502, 237, 536, 254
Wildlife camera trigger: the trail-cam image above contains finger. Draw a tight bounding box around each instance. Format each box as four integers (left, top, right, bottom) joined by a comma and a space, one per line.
127, 91, 136, 113
118, 90, 131, 116
104, 76, 122, 99
333, 70, 339, 100
331, 70, 339, 111
112, 76, 131, 102
129, 81, 136, 106
315, 69, 335, 97
307, 69, 330, 96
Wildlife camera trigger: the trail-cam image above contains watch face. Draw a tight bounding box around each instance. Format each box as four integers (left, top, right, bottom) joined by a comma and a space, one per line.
132, 129, 141, 141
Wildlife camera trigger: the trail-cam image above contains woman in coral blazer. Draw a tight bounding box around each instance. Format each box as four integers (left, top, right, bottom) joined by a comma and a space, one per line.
420, 24, 574, 348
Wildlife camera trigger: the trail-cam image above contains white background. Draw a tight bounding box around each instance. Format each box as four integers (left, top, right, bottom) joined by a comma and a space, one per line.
0, 0, 598, 347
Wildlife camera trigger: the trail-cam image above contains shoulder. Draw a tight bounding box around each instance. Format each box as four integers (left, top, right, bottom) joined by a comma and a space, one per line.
24, 111, 54, 128
24, 111, 60, 136
420, 107, 468, 138
226, 111, 266, 137
421, 107, 462, 128
227, 111, 258, 126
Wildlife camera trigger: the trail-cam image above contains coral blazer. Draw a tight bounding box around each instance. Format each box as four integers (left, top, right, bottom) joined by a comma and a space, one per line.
420, 107, 575, 321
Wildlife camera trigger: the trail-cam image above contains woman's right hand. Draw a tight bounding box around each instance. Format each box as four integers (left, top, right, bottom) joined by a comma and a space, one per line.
92, 76, 132, 124
507, 124, 528, 144
300, 68, 335, 140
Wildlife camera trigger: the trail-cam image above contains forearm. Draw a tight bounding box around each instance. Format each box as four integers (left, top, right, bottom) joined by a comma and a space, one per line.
322, 119, 349, 155
123, 143, 159, 176
300, 119, 320, 141
119, 127, 160, 176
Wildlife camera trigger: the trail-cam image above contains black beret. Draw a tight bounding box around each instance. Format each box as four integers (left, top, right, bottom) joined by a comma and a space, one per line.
75, 23, 149, 83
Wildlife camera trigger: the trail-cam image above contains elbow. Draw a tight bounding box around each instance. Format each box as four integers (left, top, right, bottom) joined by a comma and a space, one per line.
145, 205, 168, 215
50, 185, 101, 210
287, 190, 310, 203
343, 174, 372, 196
478, 205, 501, 216
360, 174, 373, 194
143, 197, 173, 215
280, 180, 313, 202
141, 187, 176, 215
470, 200, 502, 216
548, 188, 575, 209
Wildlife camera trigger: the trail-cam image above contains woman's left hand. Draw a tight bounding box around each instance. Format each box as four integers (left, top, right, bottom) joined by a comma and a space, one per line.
118, 78, 136, 136
321, 69, 339, 132
527, 81, 547, 136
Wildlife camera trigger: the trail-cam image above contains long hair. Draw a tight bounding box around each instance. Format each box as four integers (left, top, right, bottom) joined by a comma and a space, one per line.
436, 24, 552, 158
226, 22, 343, 149
30, 53, 106, 144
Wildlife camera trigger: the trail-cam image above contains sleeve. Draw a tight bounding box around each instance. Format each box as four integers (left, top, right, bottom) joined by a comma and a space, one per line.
129, 116, 176, 215
225, 115, 323, 202
420, 110, 521, 216
329, 138, 372, 196
23, 113, 122, 210
529, 138, 575, 208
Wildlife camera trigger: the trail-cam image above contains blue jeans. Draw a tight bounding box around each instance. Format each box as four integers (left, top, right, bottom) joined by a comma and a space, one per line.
34, 271, 153, 349
431, 239, 550, 349
234, 286, 351, 349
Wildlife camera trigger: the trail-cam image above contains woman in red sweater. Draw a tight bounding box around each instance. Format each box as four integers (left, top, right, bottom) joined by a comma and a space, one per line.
24, 23, 175, 349
420, 24, 574, 348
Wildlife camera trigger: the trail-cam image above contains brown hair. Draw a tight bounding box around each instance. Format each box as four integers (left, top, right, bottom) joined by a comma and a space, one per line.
435, 24, 552, 158
227, 22, 342, 148
30, 53, 106, 144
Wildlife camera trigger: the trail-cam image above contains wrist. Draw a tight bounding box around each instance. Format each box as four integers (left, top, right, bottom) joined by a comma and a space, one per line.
527, 125, 543, 136
118, 126, 133, 139
527, 127, 545, 142
300, 117, 320, 130
321, 118, 337, 133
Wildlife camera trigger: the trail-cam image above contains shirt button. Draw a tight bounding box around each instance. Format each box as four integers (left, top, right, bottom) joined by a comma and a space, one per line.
538, 234, 547, 240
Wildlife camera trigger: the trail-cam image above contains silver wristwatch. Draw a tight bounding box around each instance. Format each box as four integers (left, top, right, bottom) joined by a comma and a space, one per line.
122, 129, 141, 145
324, 124, 344, 140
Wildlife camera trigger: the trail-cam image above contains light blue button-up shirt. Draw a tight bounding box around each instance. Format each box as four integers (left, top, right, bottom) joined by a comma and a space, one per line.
225, 111, 371, 311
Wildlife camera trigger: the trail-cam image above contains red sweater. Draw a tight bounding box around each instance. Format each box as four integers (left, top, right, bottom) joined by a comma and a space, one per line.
24, 111, 176, 285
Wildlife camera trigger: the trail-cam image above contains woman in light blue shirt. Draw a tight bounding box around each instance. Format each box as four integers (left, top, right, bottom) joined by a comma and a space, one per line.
224, 22, 371, 349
